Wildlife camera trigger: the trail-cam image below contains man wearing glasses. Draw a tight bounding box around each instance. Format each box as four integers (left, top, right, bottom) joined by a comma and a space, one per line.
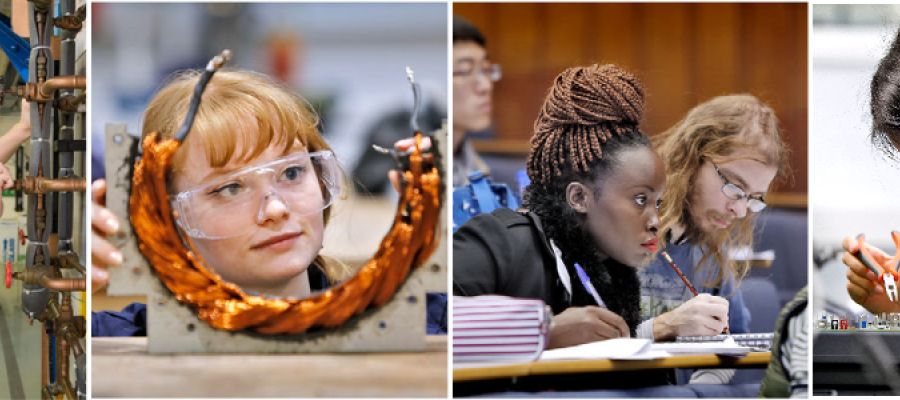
452, 16, 500, 187
637, 95, 787, 385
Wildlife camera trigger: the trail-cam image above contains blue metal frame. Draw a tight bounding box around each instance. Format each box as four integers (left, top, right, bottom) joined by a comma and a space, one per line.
0, 14, 29, 81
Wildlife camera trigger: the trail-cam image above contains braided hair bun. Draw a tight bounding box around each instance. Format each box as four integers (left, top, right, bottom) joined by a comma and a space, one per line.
527, 64, 645, 186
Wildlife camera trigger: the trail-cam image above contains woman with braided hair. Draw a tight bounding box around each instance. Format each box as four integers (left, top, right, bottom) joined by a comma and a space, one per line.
454, 64, 666, 351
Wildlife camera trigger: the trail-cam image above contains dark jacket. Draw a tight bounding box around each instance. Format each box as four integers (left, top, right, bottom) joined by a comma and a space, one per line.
453, 208, 673, 394
453, 208, 572, 314
454, 208, 644, 329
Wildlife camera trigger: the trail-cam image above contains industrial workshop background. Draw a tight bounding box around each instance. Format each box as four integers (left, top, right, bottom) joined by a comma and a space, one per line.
0, 0, 87, 399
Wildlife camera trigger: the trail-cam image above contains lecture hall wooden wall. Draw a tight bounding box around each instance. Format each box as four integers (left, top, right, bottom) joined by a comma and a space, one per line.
455, 3, 808, 196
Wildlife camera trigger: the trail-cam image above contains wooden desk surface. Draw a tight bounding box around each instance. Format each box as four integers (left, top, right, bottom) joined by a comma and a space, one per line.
453, 352, 771, 382
92, 336, 448, 398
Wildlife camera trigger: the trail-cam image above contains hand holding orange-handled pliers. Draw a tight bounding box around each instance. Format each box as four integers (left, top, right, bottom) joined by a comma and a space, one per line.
854, 232, 900, 302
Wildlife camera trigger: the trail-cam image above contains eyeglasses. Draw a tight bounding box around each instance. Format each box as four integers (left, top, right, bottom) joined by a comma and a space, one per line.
172, 151, 341, 239
453, 63, 502, 83
708, 159, 767, 213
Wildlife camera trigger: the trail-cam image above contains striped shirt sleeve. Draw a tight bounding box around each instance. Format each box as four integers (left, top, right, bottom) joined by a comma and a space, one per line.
782, 307, 809, 398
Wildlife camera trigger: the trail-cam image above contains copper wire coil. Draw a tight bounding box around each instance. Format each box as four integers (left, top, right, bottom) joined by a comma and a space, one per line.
130, 132, 441, 334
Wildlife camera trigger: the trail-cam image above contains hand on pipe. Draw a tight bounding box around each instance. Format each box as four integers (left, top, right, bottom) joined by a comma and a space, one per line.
842, 235, 900, 314
0, 163, 13, 191
15, 100, 30, 136
388, 136, 433, 193
547, 306, 630, 349
0, 163, 13, 218
91, 179, 122, 294
0, 100, 31, 165
653, 293, 729, 340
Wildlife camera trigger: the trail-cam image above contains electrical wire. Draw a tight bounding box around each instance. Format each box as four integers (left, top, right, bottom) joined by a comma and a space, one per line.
406, 67, 421, 132
69, 293, 84, 304
173, 50, 231, 142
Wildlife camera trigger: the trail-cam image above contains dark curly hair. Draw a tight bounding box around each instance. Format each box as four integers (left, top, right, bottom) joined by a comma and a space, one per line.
523, 64, 653, 336
872, 26, 900, 160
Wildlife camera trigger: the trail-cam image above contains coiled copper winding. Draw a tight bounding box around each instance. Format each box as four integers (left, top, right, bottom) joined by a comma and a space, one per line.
130, 132, 441, 334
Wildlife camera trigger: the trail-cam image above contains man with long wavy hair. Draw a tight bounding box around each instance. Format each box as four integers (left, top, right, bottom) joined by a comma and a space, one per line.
638, 95, 789, 383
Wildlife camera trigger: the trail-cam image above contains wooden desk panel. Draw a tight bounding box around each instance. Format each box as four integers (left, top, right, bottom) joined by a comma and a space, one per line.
454, 352, 771, 382
92, 336, 448, 398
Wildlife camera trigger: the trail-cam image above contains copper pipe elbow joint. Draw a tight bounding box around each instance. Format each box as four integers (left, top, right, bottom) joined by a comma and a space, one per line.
39, 76, 86, 98
40, 276, 85, 292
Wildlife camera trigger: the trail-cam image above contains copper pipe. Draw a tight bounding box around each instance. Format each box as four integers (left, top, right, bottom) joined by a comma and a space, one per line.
15, 177, 87, 195
60, 293, 72, 323
53, 15, 82, 31
57, 296, 71, 398
39, 76, 85, 98
56, 92, 86, 111
64, 330, 83, 358
40, 275, 85, 292
34, 11, 47, 78
60, 379, 76, 400
40, 178, 86, 193
57, 334, 66, 395
74, 316, 86, 341
46, 298, 60, 320
15, 264, 52, 286
58, 253, 85, 274
57, 295, 85, 399
54, 4, 86, 31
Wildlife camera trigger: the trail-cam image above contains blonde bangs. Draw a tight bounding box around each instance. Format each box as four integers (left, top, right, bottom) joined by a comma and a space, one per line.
140, 68, 350, 282
143, 69, 327, 172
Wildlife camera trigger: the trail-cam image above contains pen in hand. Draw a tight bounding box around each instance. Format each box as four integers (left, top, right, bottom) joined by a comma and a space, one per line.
574, 263, 606, 308
661, 251, 730, 334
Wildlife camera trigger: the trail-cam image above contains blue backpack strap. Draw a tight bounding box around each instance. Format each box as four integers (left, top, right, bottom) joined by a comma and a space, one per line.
468, 171, 498, 213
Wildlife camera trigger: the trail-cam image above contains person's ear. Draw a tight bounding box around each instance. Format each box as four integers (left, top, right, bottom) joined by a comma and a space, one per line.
566, 182, 591, 214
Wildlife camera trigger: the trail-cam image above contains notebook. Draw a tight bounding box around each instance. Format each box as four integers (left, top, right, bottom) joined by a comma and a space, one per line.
452, 296, 552, 365
676, 333, 774, 351
538, 337, 754, 361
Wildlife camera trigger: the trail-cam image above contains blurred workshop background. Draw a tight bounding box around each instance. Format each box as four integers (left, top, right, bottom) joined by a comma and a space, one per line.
811, 4, 900, 309
0, 0, 87, 397
91, 2, 447, 312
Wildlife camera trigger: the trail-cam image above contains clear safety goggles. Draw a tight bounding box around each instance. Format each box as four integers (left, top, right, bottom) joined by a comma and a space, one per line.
171, 151, 341, 239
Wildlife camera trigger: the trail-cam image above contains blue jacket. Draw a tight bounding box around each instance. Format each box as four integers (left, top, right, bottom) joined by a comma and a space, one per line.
638, 240, 751, 335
